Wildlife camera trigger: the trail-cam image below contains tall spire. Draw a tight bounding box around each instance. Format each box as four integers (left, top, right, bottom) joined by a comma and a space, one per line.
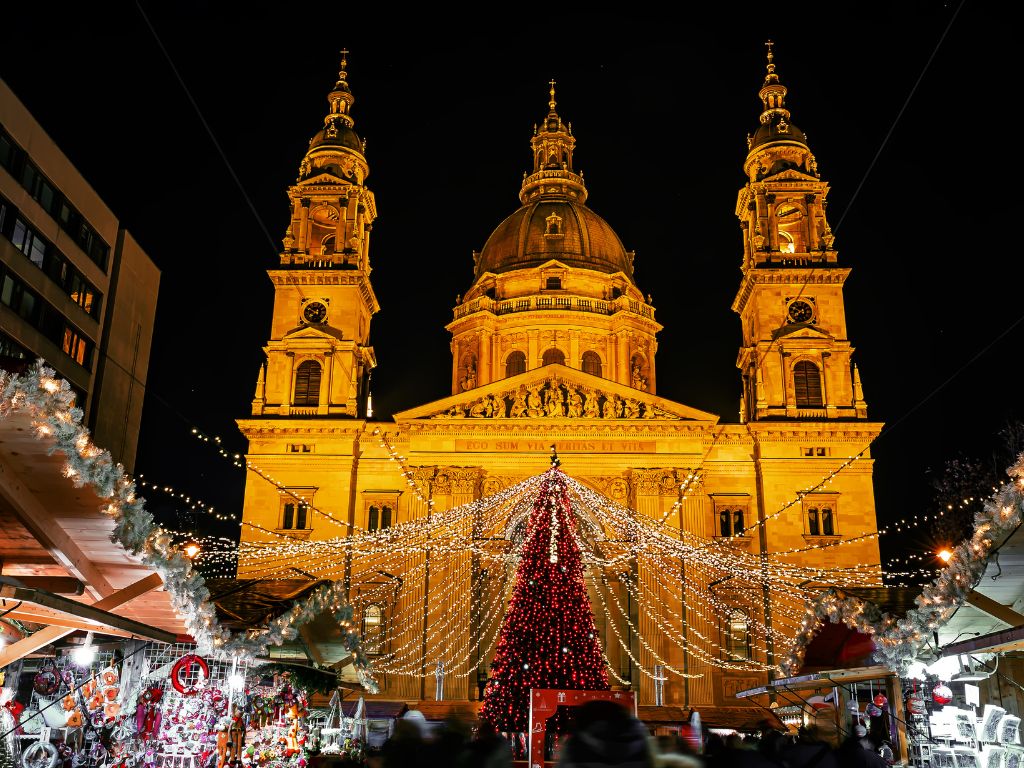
326, 49, 356, 129
758, 39, 789, 124
520, 81, 587, 204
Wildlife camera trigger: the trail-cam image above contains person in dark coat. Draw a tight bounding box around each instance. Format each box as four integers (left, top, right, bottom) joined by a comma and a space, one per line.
554, 700, 654, 768
837, 725, 887, 768
457, 719, 513, 768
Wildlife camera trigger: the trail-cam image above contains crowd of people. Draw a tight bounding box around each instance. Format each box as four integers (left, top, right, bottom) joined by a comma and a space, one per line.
355, 702, 892, 768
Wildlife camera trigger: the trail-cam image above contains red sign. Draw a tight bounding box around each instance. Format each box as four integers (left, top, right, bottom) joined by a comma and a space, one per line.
527, 689, 637, 767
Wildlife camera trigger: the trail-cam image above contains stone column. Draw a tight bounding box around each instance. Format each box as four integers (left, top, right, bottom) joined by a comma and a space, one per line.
284, 352, 296, 414
321, 350, 333, 414
617, 332, 629, 385
569, 331, 580, 369
334, 197, 346, 259
478, 332, 491, 386
297, 200, 310, 253
528, 330, 539, 370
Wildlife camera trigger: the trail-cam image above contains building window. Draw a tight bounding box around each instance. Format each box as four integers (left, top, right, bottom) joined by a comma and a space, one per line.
581, 351, 602, 377
293, 360, 322, 406
281, 501, 309, 530
363, 604, 383, 649
381, 506, 393, 529
542, 348, 565, 366
368, 505, 379, 531
545, 276, 562, 290
805, 501, 837, 536
821, 507, 835, 536
793, 361, 823, 407
725, 610, 751, 660
718, 508, 745, 537
505, 350, 526, 378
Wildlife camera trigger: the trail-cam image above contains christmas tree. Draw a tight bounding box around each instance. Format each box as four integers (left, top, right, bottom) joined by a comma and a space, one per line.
479, 457, 609, 732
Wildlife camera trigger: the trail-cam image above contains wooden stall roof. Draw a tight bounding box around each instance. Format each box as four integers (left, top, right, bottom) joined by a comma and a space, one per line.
1, 408, 187, 664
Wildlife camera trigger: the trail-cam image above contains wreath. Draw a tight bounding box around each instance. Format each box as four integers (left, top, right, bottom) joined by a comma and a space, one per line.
171, 654, 209, 696
32, 664, 60, 696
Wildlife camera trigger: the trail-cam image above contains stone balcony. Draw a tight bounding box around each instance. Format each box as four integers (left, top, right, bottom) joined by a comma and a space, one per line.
452, 294, 655, 322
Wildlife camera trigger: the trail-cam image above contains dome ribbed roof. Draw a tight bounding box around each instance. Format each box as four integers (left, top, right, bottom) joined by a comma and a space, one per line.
475, 199, 633, 280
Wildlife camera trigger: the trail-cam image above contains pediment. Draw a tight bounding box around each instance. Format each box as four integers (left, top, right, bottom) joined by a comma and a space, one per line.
281, 324, 345, 342
298, 172, 344, 187
771, 324, 832, 341
393, 364, 719, 422
763, 167, 820, 182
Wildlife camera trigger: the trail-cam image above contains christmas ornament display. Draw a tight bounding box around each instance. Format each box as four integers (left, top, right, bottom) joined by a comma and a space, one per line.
933, 683, 953, 705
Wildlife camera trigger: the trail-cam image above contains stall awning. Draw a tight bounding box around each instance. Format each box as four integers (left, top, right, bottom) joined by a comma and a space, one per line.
0, 579, 176, 643
735, 665, 895, 699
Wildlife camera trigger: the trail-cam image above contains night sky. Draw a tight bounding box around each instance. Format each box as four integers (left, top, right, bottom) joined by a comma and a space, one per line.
1, 4, 1013, 566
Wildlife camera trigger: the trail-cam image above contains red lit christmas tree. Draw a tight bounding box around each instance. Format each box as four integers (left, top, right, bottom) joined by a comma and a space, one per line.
479, 453, 609, 732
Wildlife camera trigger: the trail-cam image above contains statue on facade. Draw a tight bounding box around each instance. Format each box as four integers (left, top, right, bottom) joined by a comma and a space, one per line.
602, 395, 621, 419
631, 361, 648, 391
583, 391, 601, 418
526, 383, 544, 417
460, 360, 477, 391
485, 394, 504, 418
510, 386, 528, 418
469, 398, 487, 418
566, 387, 584, 418
545, 384, 565, 417
623, 398, 641, 419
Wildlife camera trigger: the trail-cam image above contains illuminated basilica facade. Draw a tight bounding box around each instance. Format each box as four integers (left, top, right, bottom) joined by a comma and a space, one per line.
238, 49, 883, 709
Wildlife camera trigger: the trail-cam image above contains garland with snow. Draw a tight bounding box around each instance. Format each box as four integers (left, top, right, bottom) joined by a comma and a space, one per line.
782, 451, 1024, 675
0, 361, 378, 693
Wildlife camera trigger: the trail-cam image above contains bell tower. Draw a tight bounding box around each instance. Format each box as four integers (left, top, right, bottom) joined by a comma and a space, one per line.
251, 52, 378, 417
733, 43, 867, 422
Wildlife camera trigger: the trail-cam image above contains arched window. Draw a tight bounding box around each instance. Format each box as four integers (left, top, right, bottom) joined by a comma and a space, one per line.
733, 509, 744, 534
293, 361, 322, 406
321, 235, 336, 255
542, 348, 565, 366
719, 510, 731, 538
793, 361, 823, 407
821, 507, 834, 536
807, 507, 820, 536
505, 351, 526, 378
581, 351, 602, 377
725, 610, 751, 660
381, 506, 393, 529
368, 505, 379, 531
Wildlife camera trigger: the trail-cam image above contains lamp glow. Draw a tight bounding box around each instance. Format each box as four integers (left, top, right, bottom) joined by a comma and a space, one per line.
72, 632, 96, 666
184, 542, 202, 560
228, 673, 245, 691
937, 549, 953, 564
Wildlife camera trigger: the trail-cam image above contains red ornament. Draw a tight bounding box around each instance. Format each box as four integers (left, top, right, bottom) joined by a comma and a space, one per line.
170, 654, 209, 696
932, 684, 953, 705
873, 694, 888, 707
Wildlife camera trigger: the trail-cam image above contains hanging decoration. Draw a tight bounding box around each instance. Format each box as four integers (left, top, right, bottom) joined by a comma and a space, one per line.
170, 653, 210, 696
0, 362, 377, 693
933, 683, 953, 705
780, 450, 1024, 675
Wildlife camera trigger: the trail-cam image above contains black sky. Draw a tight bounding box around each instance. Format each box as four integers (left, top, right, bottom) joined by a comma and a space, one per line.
1, 4, 1014, 565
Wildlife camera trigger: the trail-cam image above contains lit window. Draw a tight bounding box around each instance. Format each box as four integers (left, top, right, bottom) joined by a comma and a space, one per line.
725, 610, 751, 660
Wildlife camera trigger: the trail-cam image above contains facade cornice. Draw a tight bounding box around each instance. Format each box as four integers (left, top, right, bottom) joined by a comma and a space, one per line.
732, 267, 850, 314
267, 269, 380, 314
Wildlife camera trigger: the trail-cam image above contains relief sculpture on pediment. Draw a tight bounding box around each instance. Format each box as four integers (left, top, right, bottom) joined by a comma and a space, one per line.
430, 377, 675, 420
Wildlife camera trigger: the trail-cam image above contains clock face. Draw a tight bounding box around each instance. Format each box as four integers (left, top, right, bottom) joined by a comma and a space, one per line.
787, 299, 814, 324
303, 301, 327, 324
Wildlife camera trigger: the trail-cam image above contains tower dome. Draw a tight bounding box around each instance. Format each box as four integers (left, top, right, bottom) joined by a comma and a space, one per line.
473, 80, 634, 282
297, 51, 368, 186
475, 199, 634, 279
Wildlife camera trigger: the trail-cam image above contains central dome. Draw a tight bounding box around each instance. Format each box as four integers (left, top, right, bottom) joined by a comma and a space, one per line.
475, 199, 634, 281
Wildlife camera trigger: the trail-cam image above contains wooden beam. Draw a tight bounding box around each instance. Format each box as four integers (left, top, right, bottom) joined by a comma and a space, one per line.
966, 590, 1024, 627
298, 624, 325, 666
0, 453, 115, 599
0, 576, 84, 595
0, 610, 134, 637
0, 573, 166, 667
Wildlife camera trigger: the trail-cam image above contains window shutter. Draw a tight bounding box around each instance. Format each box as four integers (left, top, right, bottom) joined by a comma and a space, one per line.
282, 503, 294, 530
368, 506, 379, 531
294, 361, 322, 406
381, 507, 392, 529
